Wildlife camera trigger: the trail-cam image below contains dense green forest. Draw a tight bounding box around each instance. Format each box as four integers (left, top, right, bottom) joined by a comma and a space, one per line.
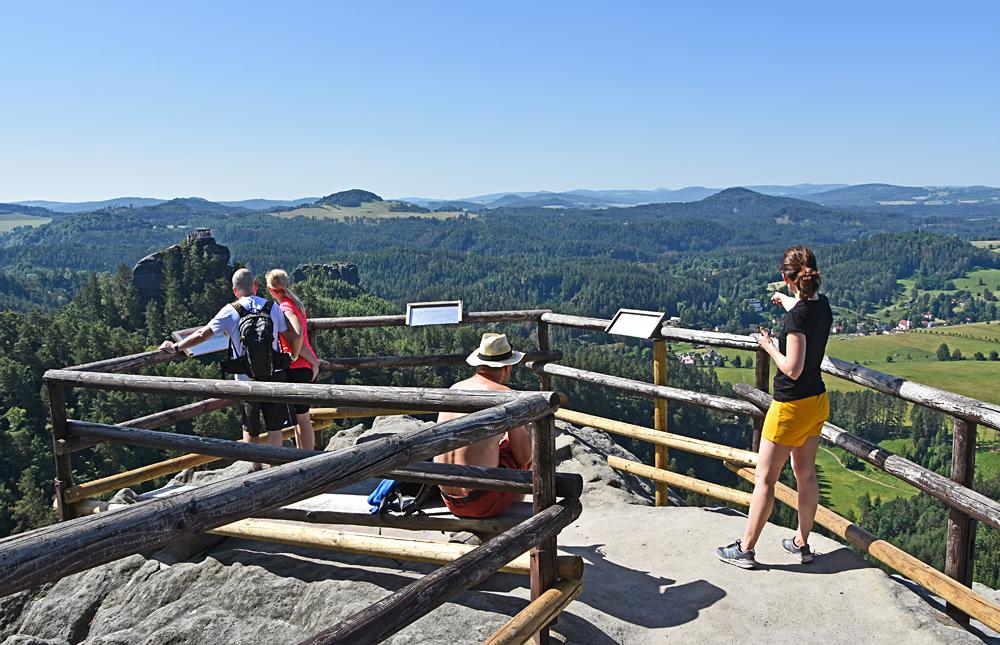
1, 190, 999, 587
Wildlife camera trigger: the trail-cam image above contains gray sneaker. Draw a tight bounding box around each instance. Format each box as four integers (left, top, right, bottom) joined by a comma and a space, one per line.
716, 540, 757, 569
782, 536, 813, 563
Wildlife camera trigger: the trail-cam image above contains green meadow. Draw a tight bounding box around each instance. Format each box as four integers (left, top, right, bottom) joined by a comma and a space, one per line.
0, 213, 51, 232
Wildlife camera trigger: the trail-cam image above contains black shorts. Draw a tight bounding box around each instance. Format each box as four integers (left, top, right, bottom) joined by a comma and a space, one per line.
286, 367, 313, 415
240, 370, 292, 437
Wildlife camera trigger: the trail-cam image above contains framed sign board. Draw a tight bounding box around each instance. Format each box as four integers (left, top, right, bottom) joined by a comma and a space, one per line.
604, 308, 667, 339
405, 300, 463, 327
171, 327, 230, 357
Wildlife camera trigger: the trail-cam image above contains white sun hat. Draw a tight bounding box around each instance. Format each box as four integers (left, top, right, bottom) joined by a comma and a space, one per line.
466, 332, 525, 367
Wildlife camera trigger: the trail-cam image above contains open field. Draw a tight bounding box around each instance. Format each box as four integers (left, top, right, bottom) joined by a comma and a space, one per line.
874, 267, 1000, 322
972, 240, 1000, 253
0, 213, 51, 232
273, 202, 465, 221
816, 443, 919, 516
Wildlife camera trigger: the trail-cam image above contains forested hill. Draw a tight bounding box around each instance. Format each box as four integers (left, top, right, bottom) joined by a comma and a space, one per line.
1, 188, 998, 329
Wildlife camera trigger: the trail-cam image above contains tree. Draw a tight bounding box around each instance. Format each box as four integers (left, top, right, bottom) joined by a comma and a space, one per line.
732, 355, 742, 368
953, 348, 963, 361
975, 352, 986, 361
886, 355, 893, 363
936, 343, 951, 361
990, 350, 999, 361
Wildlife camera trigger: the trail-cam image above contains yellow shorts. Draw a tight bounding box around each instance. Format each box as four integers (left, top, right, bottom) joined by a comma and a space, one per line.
761, 392, 829, 447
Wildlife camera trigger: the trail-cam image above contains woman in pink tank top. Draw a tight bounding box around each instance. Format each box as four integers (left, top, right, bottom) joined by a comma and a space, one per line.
266, 269, 320, 450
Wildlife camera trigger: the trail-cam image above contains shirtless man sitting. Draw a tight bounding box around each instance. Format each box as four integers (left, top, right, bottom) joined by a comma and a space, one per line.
434, 333, 532, 518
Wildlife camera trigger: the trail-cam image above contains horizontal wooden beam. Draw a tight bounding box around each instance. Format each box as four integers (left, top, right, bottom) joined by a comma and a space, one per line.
205, 518, 583, 580
64, 420, 582, 500
256, 504, 523, 535
526, 361, 762, 418
609, 456, 753, 506
726, 462, 1000, 633
43, 369, 560, 412
310, 310, 551, 330
482, 578, 584, 645
65, 423, 322, 503
656, 326, 757, 351
300, 498, 583, 645
60, 398, 238, 454
319, 350, 562, 372
64, 349, 185, 373
821, 356, 1000, 431
733, 384, 1000, 533
555, 408, 758, 465
0, 394, 558, 596
538, 312, 609, 332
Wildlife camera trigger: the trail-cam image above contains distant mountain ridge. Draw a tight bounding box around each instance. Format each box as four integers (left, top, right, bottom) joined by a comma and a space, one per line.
805, 183, 1000, 207
12, 183, 1000, 216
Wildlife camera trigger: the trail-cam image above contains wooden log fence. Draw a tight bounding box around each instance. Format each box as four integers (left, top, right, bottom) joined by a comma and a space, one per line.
526, 361, 762, 418
63, 422, 330, 504
483, 579, 584, 645
821, 356, 1000, 431
531, 415, 559, 644
946, 417, 978, 625
726, 462, 1000, 633
62, 420, 583, 501
207, 518, 584, 580
299, 498, 583, 645
609, 457, 753, 507
319, 350, 561, 372
0, 395, 558, 596
653, 339, 669, 507
64, 349, 184, 373
59, 398, 238, 454
41, 310, 1000, 641
44, 369, 559, 413
554, 409, 758, 466
733, 384, 1000, 533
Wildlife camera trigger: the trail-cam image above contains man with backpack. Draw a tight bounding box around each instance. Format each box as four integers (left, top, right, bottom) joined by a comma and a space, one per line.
158, 268, 301, 459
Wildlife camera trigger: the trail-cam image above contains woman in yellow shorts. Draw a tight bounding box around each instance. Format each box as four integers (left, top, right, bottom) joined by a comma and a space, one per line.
717, 246, 833, 568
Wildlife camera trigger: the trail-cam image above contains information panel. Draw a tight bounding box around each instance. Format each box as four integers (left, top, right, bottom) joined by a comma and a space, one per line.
604, 308, 667, 339
406, 300, 464, 327
171, 327, 230, 357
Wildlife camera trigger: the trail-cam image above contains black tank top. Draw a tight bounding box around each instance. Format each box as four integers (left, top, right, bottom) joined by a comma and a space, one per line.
773, 294, 833, 402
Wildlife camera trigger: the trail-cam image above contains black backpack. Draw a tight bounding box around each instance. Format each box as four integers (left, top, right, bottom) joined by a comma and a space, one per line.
222, 300, 278, 379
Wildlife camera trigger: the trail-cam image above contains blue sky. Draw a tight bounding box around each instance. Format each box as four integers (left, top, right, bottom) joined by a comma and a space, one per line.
1, 2, 997, 201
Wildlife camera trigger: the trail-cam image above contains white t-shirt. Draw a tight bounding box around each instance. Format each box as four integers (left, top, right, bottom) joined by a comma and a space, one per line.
207, 295, 288, 359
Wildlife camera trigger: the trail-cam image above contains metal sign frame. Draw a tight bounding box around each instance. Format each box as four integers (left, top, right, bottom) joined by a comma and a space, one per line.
604, 308, 667, 339
405, 300, 464, 327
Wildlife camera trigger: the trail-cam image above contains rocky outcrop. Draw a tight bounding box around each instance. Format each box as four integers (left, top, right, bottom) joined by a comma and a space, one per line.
131, 230, 230, 307
290, 263, 359, 286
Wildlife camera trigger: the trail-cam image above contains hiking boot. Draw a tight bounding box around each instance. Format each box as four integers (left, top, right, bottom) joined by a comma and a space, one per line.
782, 536, 813, 563
716, 540, 757, 569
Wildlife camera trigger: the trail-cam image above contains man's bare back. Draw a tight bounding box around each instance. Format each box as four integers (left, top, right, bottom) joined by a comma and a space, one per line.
434, 372, 532, 496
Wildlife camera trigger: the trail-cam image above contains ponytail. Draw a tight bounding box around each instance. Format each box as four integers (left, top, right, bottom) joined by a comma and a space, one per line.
780, 246, 822, 299
265, 269, 307, 318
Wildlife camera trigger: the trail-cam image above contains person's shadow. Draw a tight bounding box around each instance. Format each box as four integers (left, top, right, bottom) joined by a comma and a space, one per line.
561, 543, 726, 630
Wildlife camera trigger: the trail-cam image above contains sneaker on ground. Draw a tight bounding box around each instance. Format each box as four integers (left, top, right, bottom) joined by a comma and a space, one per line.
781, 536, 814, 563
716, 539, 757, 569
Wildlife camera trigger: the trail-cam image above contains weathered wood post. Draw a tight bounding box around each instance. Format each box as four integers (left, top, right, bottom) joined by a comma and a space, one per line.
653, 339, 669, 506
536, 320, 552, 391
46, 382, 74, 521
752, 348, 770, 451
530, 413, 557, 644
945, 417, 978, 625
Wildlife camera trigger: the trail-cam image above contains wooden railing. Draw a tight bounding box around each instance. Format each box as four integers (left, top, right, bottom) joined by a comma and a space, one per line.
6, 306, 999, 641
